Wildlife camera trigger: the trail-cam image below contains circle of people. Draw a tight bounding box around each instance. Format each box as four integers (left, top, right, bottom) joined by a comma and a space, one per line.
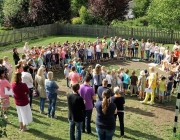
0, 36, 179, 140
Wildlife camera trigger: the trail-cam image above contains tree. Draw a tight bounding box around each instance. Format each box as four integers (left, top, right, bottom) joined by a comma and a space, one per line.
71, 0, 88, 17
133, 0, 152, 18
88, 0, 129, 25
147, 0, 180, 30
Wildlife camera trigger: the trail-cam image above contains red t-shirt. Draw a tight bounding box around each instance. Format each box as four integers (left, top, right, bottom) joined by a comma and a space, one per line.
174, 50, 179, 58
11, 82, 29, 106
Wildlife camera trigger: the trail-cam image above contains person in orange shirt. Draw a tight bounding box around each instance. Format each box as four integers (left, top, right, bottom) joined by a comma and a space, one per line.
173, 48, 179, 63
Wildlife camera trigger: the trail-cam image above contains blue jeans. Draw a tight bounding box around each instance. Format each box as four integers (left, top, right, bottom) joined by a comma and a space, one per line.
40, 98, 46, 112
69, 120, 82, 140
154, 53, 159, 64
48, 97, 57, 117
82, 109, 92, 133
159, 54, 164, 64
145, 50, 150, 60
110, 51, 114, 58
96, 127, 115, 140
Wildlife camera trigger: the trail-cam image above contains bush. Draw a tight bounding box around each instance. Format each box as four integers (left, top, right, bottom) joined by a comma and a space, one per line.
72, 17, 82, 24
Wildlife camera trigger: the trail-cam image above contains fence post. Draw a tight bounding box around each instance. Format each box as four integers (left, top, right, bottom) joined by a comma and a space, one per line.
131, 28, 133, 37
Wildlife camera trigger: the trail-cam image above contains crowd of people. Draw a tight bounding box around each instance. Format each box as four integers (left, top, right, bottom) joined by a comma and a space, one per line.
0, 36, 179, 139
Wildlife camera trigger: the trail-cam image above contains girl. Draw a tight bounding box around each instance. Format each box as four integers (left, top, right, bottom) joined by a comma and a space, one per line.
123, 69, 130, 95
101, 66, 107, 80
158, 76, 166, 103
166, 76, 173, 102
149, 42, 155, 62
145, 39, 151, 61
127, 38, 132, 59
154, 43, 160, 64
110, 42, 115, 59
111, 69, 117, 91
87, 45, 92, 63
122, 39, 127, 60
134, 40, 139, 58
102, 42, 108, 61
137, 70, 146, 99
117, 69, 123, 91
106, 70, 113, 88
140, 39, 145, 60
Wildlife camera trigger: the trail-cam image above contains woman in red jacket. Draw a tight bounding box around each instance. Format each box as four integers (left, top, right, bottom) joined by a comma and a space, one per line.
12, 72, 33, 131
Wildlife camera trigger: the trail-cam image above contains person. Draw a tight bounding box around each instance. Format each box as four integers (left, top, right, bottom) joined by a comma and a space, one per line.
67, 84, 85, 140
158, 76, 166, 103
93, 64, 102, 94
137, 70, 146, 99
111, 69, 117, 91
64, 64, 70, 87
145, 39, 151, 61
21, 65, 34, 108
3, 56, 13, 82
69, 66, 80, 86
45, 71, 59, 118
141, 67, 156, 105
106, 70, 113, 88
111, 87, 125, 137
0, 67, 11, 123
13, 47, 20, 65
130, 70, 138, 96
79, 75, 96, 134
97, 79, 114, 101
123, 69, 130, 95
140, 39, 145, 59
11, 72, 33, 131
23, 42, 29, 55
95, 90, 117, 140
165, 76, 173, 102
35, 67, 47, 114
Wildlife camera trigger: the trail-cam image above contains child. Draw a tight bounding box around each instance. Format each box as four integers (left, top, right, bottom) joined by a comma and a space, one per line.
123, 69, 130, 95
158, 76, 166, 103
106, 70, 112, 88
165, 76, 173, 102
130, 70, 138, 97
87, 45, 92, 63
111, 69, 117, 91
117, 69, 123, 91
64, 64, 69, 87
137, 70, 146, 99
81, 66, 86, 83
101, 66, 107, 80
68, 60, 73, 70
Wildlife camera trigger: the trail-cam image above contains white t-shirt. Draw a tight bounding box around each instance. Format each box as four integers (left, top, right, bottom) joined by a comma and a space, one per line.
159, 47, 165, 55
23, 46, 29, 54
145, 42, 151, 50
154, 46, 160, 53
87, 48, 92, 56
150, 46, 155, 53
173, 45, 180, 51
64, 68, 69, 78
117, 74, 122, 84
90, 46, 94, 54
96, 45, 101, 52
106, 74, 112, 84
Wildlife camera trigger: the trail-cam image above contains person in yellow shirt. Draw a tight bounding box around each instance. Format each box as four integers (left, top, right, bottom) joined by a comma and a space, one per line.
158, 76, 166, 103
140, 67, 156, 105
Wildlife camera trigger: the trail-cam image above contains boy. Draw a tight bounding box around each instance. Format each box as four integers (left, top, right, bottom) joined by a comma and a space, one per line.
64, 64, 70, 87
165, 76, 173, 102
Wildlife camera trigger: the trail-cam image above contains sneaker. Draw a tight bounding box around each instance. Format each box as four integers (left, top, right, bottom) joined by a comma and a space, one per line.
47, 114, 51, 118
51, 115, 57, 119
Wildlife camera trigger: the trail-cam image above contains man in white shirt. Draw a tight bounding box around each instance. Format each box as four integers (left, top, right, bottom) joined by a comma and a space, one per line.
21, 65, 34, 108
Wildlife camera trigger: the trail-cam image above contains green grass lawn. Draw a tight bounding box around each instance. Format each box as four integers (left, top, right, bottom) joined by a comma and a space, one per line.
0, 36, 179, 140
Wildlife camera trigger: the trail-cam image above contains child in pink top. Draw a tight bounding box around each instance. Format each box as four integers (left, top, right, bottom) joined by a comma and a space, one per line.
61, 48, 66, 67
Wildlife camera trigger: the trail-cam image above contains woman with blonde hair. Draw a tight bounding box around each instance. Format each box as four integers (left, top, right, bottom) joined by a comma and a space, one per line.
95, 90, 117, 140
35, 67, 47, 114
93, 64, 102, 94
12, 72, 33, 131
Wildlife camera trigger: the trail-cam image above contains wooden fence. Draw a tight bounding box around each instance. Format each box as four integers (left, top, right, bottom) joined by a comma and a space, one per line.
0, 23, 180, 46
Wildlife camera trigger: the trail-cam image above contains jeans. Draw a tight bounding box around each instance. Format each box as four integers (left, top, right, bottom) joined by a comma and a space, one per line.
96, 127, 115, 140
154, 53, 159, 64
66, 78, 69, 87
115, 112, 124, 136
82, 109, 92, 133
110, 51, 114, 58
96, 52, 101, 60
131, 48, 134, 57
145, 50, 150, 60
159, 54, 164, 64
29, 88, 33, 107
48, 97, 57, 117
40, 98, 46, 112
69, 120, 82, 140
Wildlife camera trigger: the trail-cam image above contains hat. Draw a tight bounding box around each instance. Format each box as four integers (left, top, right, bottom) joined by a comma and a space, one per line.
168, 75, 173, 80
140, 70, 145, 76
95, 64, 101, 68
122, 39, 126, 41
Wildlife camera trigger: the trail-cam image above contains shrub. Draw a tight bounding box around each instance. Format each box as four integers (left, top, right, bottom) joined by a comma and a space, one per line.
72, 17, 82, 24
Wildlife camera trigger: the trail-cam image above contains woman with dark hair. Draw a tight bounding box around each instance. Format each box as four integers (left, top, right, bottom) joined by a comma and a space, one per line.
12, 72, 33, 131
13, 47, 20, 65
95, 90, 117, 140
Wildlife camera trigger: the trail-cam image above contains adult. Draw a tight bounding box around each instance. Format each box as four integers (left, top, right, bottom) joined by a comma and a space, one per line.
21, 65, 34, 108
13, 47, 20, 65
145, 39, 151, 61
45, 71, 59, 118
12, 72, 33, 131
35, 67, 47, 114
140, 67, 156, 105
111, 87, 125, 137
95, 90, 117, 140
79, 75, 96, 134
3, 56, 13, 82
140, 39, 145, 59
67, 84, 85, 140
0, 67, 11, 120
69, 66, 80, 86
97, 79, 114, 101
93, 64, 102, 94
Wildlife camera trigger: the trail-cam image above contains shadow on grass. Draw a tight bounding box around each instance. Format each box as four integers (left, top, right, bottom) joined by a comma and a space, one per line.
28, 128, 61, 140
125, 106, 155, 117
